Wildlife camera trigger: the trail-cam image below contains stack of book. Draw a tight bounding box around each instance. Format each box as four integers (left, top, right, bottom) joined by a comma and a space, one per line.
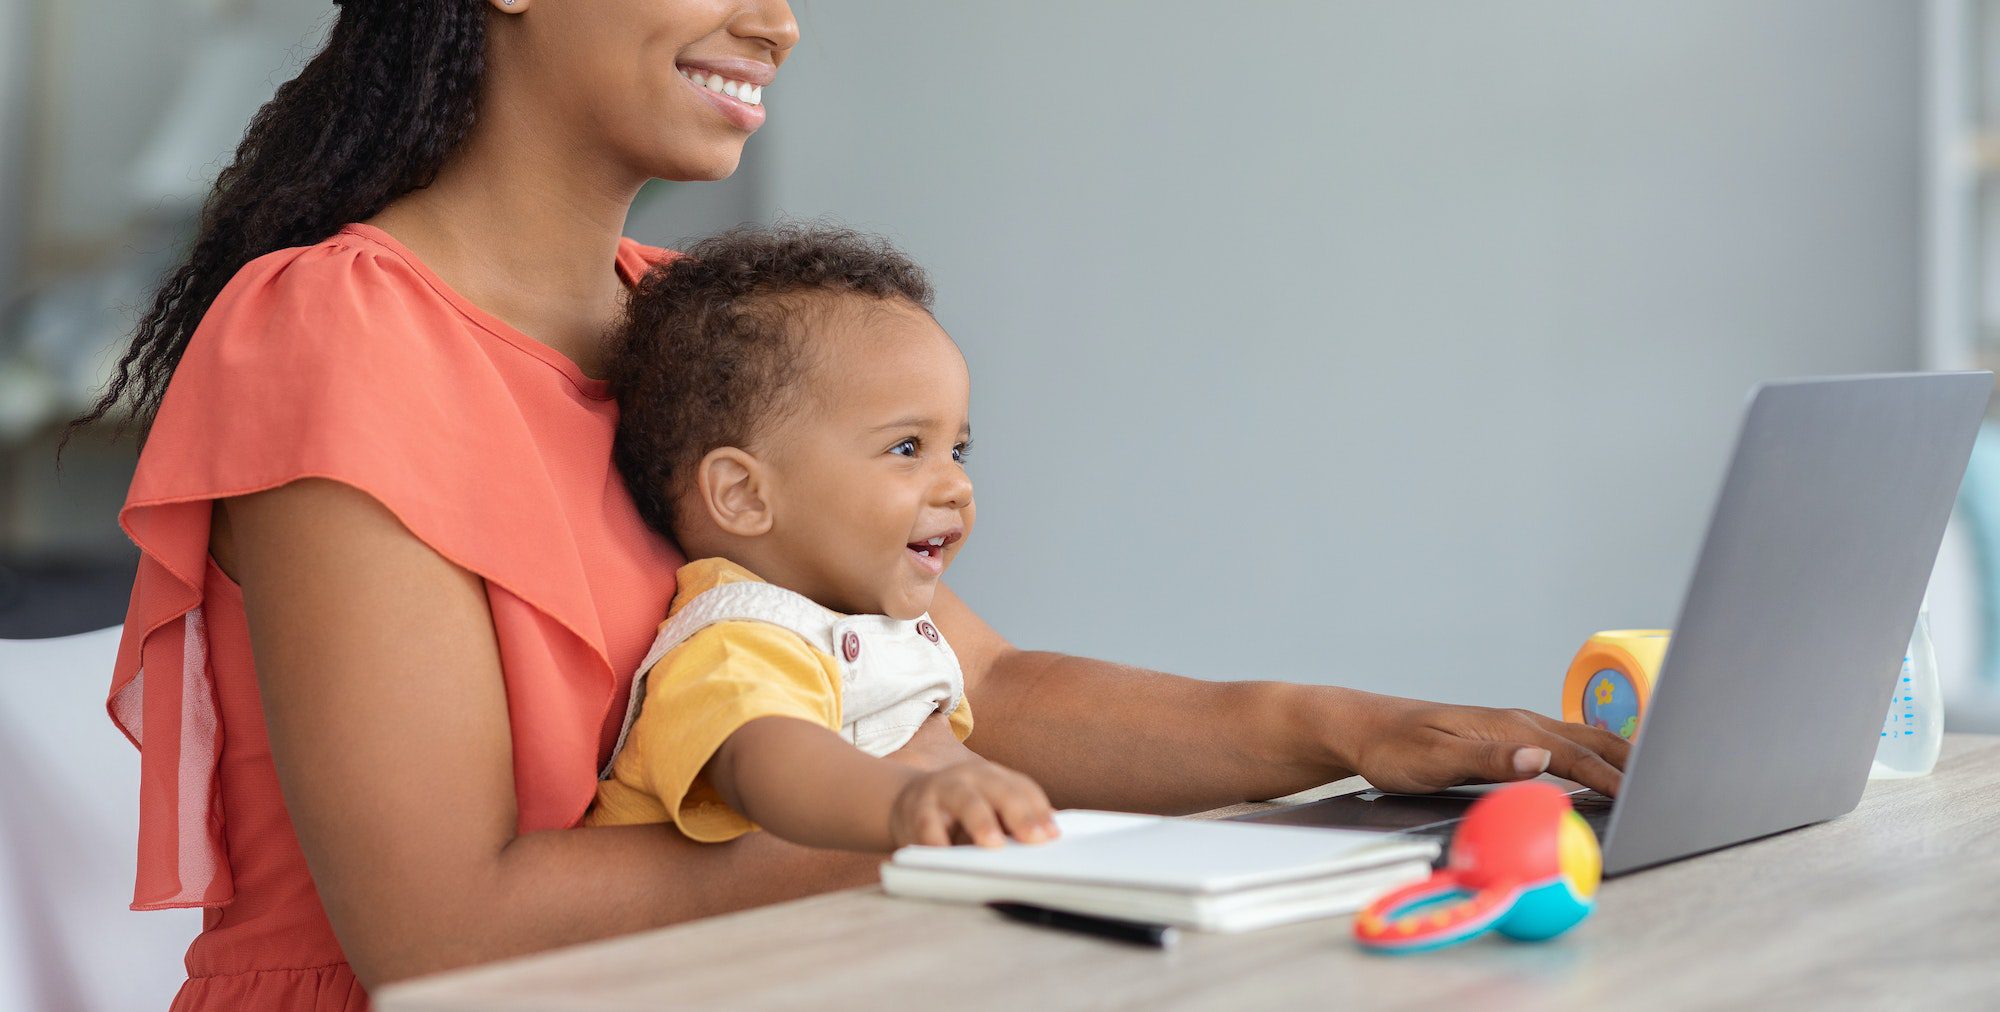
880, 810, 1438, 932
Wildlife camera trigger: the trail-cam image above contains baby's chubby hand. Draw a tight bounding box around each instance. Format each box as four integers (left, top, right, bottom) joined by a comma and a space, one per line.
890, 759, 1059, 848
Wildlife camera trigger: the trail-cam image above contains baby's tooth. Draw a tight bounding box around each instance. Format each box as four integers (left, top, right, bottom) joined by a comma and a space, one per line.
749, 85, 763, 105
706, 75, 726, 93
722, 80, 740, 98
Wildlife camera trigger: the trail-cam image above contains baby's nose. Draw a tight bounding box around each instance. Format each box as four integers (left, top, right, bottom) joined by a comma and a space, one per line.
936, 470, 973, 509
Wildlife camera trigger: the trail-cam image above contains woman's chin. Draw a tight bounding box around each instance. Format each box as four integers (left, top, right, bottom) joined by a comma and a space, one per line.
650, 147, 745, 184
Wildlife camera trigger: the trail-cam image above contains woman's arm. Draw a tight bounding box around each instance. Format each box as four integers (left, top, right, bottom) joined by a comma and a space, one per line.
217, 478, 887, 988
928, 583, 1631, 812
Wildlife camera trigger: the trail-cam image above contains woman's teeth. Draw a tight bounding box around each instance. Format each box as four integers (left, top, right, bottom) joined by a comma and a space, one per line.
680, 68, 764, 106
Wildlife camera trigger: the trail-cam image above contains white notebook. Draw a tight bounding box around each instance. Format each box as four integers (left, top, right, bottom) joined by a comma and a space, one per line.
879, 810, 1438, 933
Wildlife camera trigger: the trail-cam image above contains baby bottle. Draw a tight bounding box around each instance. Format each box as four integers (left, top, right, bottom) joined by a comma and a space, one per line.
1869, 597, 1941, 779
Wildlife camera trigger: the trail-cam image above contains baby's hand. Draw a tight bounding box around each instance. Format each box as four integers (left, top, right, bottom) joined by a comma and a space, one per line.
890, 760, 1059, 848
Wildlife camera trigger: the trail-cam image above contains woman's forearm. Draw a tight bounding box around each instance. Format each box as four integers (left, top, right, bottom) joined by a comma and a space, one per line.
960, 647, 1632, 808
354, 824, 878, 987
963, 649, 1359, 813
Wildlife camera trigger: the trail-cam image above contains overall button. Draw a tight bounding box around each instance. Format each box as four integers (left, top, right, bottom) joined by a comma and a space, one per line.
917, 620, 939, 644
842, 630, 861, 662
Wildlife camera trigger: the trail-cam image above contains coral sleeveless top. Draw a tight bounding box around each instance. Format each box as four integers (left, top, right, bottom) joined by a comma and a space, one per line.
108, 223, 685, 1010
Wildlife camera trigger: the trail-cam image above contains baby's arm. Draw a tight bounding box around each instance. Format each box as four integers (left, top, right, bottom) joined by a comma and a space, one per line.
708, 716, 1058, 851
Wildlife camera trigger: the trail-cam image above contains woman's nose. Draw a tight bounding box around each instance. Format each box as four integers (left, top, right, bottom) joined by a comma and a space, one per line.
732, 0, 801, 54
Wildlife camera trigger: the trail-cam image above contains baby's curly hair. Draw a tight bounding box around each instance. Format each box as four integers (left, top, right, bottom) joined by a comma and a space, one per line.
608, 224, 936, 541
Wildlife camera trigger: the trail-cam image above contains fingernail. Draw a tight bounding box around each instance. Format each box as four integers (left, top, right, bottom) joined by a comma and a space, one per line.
1514, 748, 1552, 776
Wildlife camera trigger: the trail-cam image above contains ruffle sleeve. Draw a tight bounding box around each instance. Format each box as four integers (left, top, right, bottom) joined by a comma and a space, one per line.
108, 236, 637, 909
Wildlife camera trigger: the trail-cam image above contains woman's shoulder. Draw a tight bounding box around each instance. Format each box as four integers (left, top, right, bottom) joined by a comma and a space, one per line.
227, 223, 437, 304
200, 224, 494, 357
211, 226, 676, 325
138, 225, 567, 501
203, 226, 680, 356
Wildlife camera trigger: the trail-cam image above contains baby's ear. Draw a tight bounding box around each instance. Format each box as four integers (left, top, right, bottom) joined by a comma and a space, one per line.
693, 447, 774, 538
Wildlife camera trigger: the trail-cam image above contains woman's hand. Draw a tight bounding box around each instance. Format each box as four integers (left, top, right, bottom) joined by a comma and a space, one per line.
1335, 691, 1632, 796
889, 759, 1059, 848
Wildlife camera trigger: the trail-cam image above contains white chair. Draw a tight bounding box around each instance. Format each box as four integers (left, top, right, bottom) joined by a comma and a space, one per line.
0, 625, 196, 1011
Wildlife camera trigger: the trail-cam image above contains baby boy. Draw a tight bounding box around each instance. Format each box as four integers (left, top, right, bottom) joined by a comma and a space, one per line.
586, 225, 1058, 851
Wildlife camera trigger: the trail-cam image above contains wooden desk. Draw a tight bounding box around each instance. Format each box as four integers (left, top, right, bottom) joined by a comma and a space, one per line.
380, 734, 2000, 1011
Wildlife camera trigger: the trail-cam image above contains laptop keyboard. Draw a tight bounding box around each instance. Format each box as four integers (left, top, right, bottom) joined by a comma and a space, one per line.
1229, 782, 1618, 867
1394, 789, 1614, 855
1568, 790, 1614, 827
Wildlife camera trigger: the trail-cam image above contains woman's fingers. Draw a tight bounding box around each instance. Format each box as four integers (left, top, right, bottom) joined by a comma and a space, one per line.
1436, 733, 1621, 797
1359, 700, 1633, 797
1541, 738, 1625, 797
1511, 710, 1628, 795
1450, 738, 1552, 786
1541, 716, 1633, 770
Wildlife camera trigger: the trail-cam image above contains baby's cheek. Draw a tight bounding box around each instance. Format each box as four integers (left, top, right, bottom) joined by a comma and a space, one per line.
959, 502, 977, 543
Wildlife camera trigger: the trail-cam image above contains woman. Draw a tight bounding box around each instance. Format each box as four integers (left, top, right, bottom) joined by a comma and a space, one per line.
75, 2, 1629, 1008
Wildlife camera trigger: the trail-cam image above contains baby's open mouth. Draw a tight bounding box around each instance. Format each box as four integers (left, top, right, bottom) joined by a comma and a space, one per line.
905, 529, 962, 567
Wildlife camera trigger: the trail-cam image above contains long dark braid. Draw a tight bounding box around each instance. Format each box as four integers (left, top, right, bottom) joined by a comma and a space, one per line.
62, 0, 487, 455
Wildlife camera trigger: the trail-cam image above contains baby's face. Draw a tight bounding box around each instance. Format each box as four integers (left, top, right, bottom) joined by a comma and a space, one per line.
757, 298, 975, 619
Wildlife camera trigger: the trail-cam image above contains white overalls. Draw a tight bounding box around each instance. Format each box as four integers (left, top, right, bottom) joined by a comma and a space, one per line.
601, 579, 967, 779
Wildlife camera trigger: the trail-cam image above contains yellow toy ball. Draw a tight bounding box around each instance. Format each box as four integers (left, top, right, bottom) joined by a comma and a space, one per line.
1561, 630, 1670, 741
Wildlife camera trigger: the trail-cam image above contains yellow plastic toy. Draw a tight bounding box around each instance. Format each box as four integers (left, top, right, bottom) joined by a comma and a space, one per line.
1561, 630, 1671, 741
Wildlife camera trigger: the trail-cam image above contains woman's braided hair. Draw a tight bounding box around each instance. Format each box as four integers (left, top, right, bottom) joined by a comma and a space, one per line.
609, 224, 936, 541
64, 0, 487, 454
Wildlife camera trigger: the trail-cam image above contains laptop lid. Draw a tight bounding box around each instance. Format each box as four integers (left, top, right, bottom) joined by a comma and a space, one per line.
1600, 372, 1990, 874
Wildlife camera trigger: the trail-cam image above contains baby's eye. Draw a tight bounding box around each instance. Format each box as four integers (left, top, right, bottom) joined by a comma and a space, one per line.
890, 437, 919, 457
952, 442, 972, 464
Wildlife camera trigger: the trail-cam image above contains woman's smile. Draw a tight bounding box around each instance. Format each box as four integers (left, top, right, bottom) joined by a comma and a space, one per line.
677, 60, 772, 131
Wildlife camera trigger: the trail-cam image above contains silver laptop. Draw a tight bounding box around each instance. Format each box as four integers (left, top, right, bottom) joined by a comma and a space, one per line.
1240, 373, 1992, 876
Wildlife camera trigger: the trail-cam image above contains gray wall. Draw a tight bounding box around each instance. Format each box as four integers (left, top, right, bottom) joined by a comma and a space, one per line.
0, 0, 29, 299
732, 1, 1922, 710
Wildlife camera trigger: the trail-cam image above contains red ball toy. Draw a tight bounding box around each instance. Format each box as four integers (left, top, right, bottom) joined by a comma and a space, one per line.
1354, 781, 1601, 953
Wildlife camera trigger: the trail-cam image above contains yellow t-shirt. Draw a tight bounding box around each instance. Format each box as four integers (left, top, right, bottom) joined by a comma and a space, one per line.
586, 557, 973, 841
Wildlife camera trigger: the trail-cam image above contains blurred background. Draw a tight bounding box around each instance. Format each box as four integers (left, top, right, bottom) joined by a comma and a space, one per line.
7, 1, 2000, 1006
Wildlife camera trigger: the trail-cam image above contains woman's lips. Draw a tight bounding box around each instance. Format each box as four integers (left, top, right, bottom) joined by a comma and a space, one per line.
679, 67, 766, 132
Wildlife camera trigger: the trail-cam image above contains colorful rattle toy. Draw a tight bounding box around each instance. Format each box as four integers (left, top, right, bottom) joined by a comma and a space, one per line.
1561, 629, 1671, 741
1353, 781, 1600, 953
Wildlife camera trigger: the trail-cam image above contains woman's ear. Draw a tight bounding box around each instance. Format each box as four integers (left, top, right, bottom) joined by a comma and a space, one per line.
693, 447, 775, 538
